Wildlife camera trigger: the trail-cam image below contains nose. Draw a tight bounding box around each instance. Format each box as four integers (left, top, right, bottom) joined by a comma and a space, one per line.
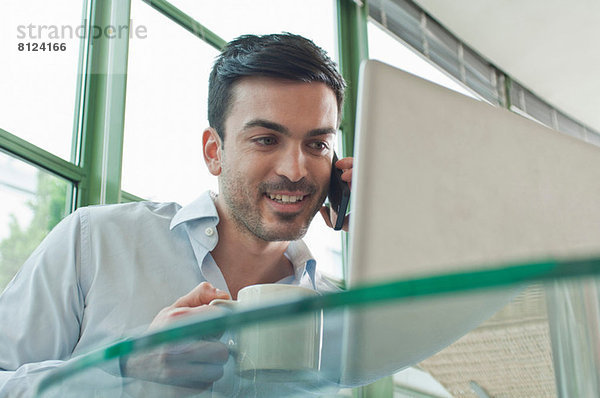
274, 145, 308, 183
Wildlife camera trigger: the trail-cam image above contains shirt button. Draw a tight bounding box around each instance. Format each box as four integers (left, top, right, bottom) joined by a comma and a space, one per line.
205, 227, 215, 237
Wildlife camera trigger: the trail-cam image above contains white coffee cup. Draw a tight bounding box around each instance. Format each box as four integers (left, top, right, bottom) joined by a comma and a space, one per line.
210, 284, 322, 381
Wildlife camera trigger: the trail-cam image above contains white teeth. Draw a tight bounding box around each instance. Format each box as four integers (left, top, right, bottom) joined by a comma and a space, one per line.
268, 193, 304, 203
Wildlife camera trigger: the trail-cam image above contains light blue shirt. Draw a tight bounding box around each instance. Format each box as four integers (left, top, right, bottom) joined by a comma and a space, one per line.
0, 191, 339, 396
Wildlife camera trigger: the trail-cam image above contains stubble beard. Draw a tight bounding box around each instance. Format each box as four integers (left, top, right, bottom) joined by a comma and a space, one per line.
220, 169, 327, 242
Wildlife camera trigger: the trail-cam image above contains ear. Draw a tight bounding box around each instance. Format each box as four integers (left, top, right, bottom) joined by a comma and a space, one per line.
202, 128, 223, 176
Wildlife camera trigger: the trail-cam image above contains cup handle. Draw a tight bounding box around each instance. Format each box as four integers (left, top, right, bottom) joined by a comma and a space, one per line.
209, 298, 237, 310
209, 299, 239, 356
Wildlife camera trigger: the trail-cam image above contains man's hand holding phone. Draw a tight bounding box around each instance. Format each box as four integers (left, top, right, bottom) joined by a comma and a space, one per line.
321, 155, 353, 232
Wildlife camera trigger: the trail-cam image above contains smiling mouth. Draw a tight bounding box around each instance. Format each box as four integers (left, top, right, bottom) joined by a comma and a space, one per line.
266, 193, 308, 204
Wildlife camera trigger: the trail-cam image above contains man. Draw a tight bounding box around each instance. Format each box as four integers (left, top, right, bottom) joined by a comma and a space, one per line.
0, 33, 352, 395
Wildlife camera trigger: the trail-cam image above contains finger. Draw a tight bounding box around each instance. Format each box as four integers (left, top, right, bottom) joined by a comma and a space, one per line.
335, 157, 353, 170
150, 304, 224, 330
167, 305, 210, 318
122, 352, 223, 390
341, 168, 352, 180
341, 169, 353, 189
174, 282, 231, 308
165, 340, 230, 365
319, 206, 334, 228
342, 213, 350, 232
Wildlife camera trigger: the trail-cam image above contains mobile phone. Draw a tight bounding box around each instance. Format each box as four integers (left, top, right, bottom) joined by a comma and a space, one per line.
327, 152, 351, 231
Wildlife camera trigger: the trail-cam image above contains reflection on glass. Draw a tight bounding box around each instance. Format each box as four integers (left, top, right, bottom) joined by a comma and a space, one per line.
546, 278, 600, 397
419, 284, 556, 397
0, 0, 83, 160
35, 277, 570, 397
0, 153, 71, 291
167, 0, 337, 60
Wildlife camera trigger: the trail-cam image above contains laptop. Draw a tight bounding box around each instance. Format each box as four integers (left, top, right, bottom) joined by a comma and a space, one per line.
335, 59, 600, 385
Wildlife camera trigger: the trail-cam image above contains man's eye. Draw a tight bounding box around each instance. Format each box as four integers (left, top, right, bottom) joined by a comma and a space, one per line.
254, 137, 277, 146
308, 141, 329, 151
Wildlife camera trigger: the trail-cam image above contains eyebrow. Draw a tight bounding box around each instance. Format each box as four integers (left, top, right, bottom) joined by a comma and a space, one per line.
243, 119, 337, 137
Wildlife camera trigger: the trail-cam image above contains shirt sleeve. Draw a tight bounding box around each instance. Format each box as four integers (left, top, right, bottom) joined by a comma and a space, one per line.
0, 210, 86, 396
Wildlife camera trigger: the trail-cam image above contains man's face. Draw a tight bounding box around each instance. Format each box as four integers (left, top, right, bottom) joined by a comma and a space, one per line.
218, 76, 338, 241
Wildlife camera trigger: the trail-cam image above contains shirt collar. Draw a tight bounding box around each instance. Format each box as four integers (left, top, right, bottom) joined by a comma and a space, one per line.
170, 190, 318, 288
283, 240, 318, 289
169, 191, 219, 231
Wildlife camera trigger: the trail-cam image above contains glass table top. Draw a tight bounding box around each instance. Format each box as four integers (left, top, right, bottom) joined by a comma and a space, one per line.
34, 256, 600, 397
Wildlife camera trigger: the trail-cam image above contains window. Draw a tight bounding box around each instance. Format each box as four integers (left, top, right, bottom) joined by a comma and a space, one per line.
1, 0, 84, 291
167, 0, 338, 60
367, 21, 477, 99
1, 0, 84, 161
121, 0, 219, 204
0, 152, 71, 291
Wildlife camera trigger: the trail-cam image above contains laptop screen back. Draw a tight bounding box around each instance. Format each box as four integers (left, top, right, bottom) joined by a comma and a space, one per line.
348, 60, 600, 286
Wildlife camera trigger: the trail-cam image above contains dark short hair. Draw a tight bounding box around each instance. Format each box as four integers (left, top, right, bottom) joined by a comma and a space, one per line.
208, 33, 346, 141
